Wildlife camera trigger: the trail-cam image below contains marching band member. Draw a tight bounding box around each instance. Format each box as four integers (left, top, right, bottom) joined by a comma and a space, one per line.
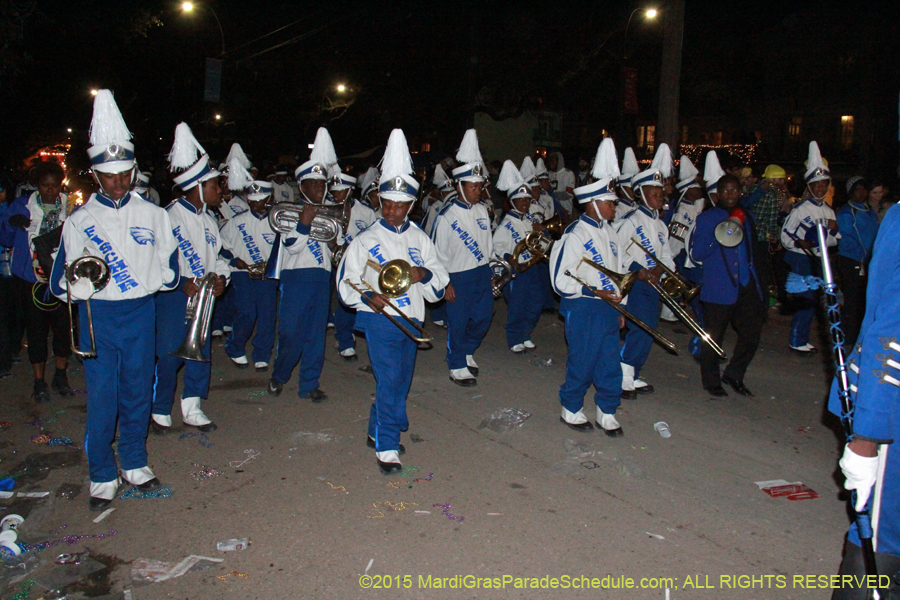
330, 164, 375, 362
615, 147, 640, 221
614, 143, 674, 399
218, 143, 252, 220
550, 138, 626, 435
422, 163, 455, 236
272, 166, 295, 204
669, 155, 707, 357
532, 158, 559, 221
493, 161, 543, 353
49, 90, 179, 509
432, 129, 493, 386
337, 129, 449, 474
265, 127, 337, 402
220, 162, 278, 371
152, 122, 230, 434
780, 141, 839, 354
690, 174, 765, 397
132, 171, 153, 203
828, 204, 900, 599
522, 156, 557, 312
546, 151, 576, 219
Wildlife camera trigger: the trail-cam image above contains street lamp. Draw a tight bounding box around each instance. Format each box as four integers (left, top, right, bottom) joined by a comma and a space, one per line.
336, 84, 346, 93
181, 2, 225, 56
623, 7, 658, 61
90, 89, 98, 96
214, 114, 221, 120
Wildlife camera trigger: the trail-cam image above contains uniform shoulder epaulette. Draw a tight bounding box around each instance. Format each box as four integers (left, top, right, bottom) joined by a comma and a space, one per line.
563, 220, 580, 235
621, 207, 639, 220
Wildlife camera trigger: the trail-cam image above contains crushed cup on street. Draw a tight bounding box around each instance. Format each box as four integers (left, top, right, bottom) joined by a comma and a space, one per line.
654, 422, 671, 438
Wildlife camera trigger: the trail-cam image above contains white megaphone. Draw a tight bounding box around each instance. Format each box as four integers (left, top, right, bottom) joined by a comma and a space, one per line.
714, 208, 746, 248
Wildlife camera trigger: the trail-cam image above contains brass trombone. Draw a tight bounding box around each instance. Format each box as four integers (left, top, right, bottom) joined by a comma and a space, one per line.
490, 230, 555, 297
343, 259, 432, 344
627, 238, 701, 303
66, 255, 111, 359
626, 238, 727, 359
564, 268, 678, 355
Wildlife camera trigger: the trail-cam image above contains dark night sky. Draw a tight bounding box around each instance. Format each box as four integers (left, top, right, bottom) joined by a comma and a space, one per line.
1, 0, 899, 177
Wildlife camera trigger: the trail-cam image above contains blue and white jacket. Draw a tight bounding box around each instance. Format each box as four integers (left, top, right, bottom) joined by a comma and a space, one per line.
550, 214, 627, 303
49, 192, 179, 300
431, 198, 493, 274
220, 208, 276, 271
166, 198, 231, 287
338, 219, 449, 322
781, 198, 839, 257
615, 205, 675, 273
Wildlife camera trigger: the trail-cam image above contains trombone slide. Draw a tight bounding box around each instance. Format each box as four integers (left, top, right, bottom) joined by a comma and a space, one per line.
344, 279, 433, 344
564, 270, 678, 355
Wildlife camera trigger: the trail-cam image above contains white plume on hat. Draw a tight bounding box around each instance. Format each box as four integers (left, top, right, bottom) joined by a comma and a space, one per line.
703, 150, 725, 188
359, 167, 380, 192
679, 155, 699, 182
650, 143, 673, 178
168, 122, 206, 172
227, 156, 253, 192
519, 156, 537, 184
455, 129, 484, 166
225, 143, 252, 170
497, 160, 526, 192
804, 141, 830, 182
535, 157, 549, 177
433, 163, 450, 186
89, 90, 132, 148
591, 138, 620, 180
310, 127, 338, 167
621, 147, 640, 176
380, 129, 415, 183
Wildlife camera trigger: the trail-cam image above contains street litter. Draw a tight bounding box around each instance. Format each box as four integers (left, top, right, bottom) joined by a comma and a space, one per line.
434, 503, 464, 523
654, 422, 671, 438
218, 570, 248, 580
217, 538, 250, 552
131, 555, 224, 583
755, 479, 820, 501
646, 532, 665, 540
478, 407, 532, 433
92, 508, 115, 523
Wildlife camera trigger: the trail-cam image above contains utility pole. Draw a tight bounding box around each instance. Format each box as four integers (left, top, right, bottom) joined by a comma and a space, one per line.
656, 0, 684, 151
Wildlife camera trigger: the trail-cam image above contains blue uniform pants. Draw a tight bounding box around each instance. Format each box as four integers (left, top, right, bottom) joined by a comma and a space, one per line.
445, 265, 493, 370
82, 296, 155, 483
211, 283, 235, 331
620, 279, 660, 377
225, 272, 278, 364
534, 261, 556, 311
357, 311, 417, 452
784, 252, 817, 347
502, 265, 543, 347
154, 287, 212, 417
684, 265, 705, 357
429, 300, 447, 324
559, 298, 622, 415
272, 268, 329, 395
334, 294, 357, 352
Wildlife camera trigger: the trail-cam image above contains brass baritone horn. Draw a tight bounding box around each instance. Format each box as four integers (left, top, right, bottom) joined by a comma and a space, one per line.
579, 257, 640, 297
170, 272, 219, 362
246, 261, 267, 280
268, 201, 351, 243
66, 255, 111, 359
626, 238, 727, 359
344, 258, 432, 344
489, 257, 515, 298
564, 269, 677, 355
668, 220, 689, 242
490, 230, 555, 297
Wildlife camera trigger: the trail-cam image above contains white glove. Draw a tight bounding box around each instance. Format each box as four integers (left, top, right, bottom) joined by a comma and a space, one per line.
839, 445, 879, 512
69, 277, 95, 301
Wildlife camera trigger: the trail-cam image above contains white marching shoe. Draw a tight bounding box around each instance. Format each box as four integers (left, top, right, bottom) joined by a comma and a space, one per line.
596, 407, 624, 437
560, 406, 593, 432
466, 355, 479, 376
449, 367, 477, 387
182, 396, 217, 432
510, 344, 526, 353
230, 355, 249, 368
523, 340, 536, 349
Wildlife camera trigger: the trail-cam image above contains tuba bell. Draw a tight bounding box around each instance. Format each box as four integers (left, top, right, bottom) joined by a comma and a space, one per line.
539, 214, 564, 240
512, 230, 554, 271
170, 272, 218, 362
66, 255, 111, 359
489, 257, 516, 298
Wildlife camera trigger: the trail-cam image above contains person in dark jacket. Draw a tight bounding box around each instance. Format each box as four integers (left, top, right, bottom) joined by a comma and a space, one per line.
690, 174, 765, 397
836, 176, 879, 348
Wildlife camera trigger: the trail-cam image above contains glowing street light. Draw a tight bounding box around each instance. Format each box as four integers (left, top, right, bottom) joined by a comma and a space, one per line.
90, 89, 99, 96
67, 128, 72, 133
336, 84, 346, 93
214, 114, 221, 120
646, 8, 658, 18
623, 7, 659, 61
182, 2, 194, 11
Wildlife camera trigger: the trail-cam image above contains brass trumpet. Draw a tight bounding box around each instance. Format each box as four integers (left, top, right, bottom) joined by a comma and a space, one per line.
170, 272, 218, 362
564, 269, 677, 355
66, 255, 111, 359
626, 238, 727, 359
343, 258, 432, 344
668, 220, 689, 242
